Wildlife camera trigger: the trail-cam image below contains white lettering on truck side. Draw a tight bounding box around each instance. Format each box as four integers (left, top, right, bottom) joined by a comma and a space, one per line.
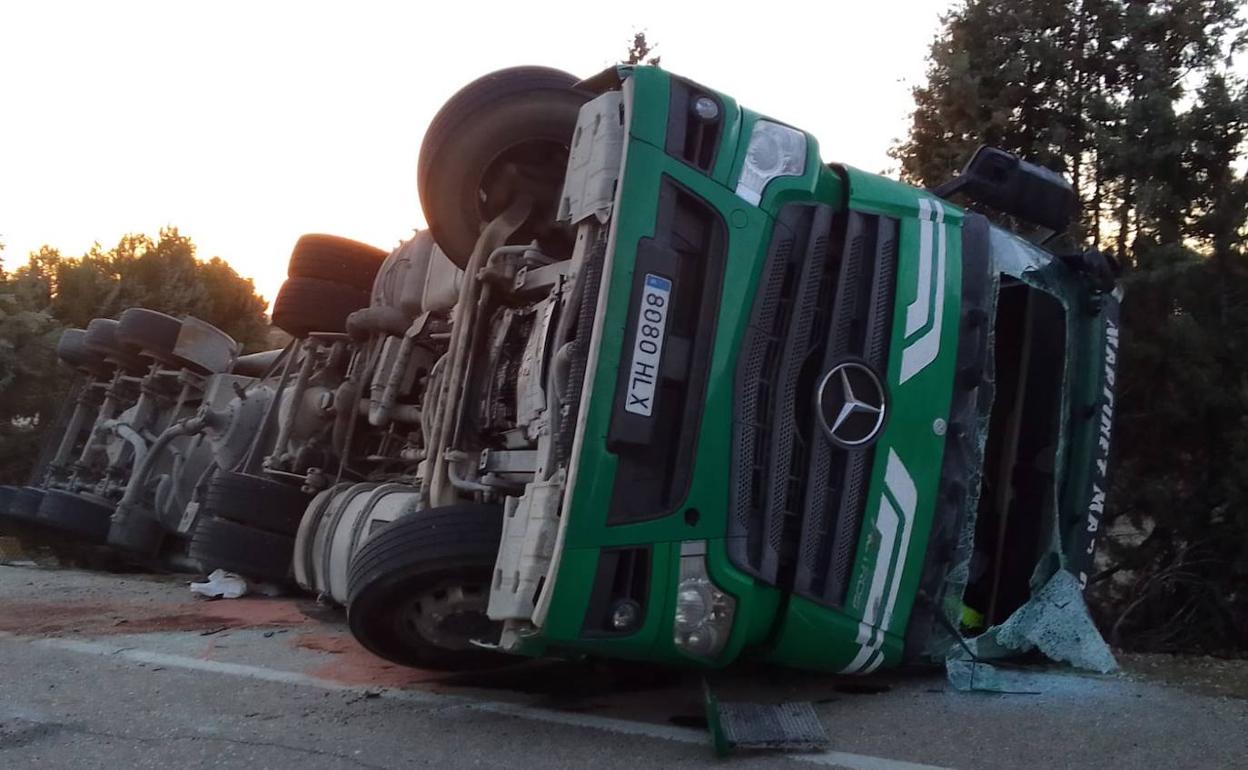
1080, 318, 1119, 586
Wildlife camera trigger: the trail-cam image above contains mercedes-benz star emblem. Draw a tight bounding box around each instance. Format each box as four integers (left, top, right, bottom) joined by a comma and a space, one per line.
815, 361, 887, 449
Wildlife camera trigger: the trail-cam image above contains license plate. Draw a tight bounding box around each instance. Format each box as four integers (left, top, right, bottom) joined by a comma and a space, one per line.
623, 273, 672, 417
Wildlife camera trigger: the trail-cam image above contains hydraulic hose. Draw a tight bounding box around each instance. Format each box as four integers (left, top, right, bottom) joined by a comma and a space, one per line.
113, 414, 208, 512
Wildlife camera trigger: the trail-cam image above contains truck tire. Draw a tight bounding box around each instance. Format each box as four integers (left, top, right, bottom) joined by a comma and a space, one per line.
83, 318, 122, 356
346, 503, 508, 670
202, 472, 309, 536
0, 485, 22, 530
287, 234, 388, 292
0, 485, 17, 513
417, 66, 589, 268
189, 516, 295, 584
10, 487, 46, 523
57, 328, 108, 375
116, 308, 182, 357
107, 505, 166, 555
84, 318, 145, 372
271, 276, 370, 338
37, 489, 113, 544
117, 308, 237, 374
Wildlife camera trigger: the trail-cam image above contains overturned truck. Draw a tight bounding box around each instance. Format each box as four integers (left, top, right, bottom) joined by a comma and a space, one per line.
3, 64, 1121, 675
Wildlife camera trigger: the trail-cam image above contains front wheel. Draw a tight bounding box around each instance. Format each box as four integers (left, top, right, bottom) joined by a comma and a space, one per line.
346, 503, 508, 670
417, 67, 589, 269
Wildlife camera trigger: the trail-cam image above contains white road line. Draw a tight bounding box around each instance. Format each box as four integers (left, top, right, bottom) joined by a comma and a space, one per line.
0, 632, 953, 770
803, 753, 954, 770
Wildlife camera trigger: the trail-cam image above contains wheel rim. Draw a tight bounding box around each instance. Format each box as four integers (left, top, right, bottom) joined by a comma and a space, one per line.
394, 579, 497, 652
477, 138, 573, 250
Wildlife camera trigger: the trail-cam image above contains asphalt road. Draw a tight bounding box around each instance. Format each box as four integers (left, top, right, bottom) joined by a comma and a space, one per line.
0, 564, 1245, 769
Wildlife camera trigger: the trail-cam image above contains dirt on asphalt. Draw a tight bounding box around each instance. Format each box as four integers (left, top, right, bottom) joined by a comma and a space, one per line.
3, 561, 1247, 720
1119, 652, 1248, 700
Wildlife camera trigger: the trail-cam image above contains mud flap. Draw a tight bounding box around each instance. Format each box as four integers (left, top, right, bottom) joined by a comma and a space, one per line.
488, 471, 564, 622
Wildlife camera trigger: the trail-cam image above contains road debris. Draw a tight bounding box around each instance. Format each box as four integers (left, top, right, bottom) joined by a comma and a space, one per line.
703, 681, 829, 757
189, 569, 249, 599
947, 569, 1118, 692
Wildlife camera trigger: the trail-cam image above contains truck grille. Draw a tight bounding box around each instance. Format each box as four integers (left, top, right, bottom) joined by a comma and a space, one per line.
728, 204, 898, 606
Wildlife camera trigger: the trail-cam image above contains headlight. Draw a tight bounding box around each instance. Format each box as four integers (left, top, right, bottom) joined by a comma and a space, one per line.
672, 541, 736, 659
735, 120, 807, 206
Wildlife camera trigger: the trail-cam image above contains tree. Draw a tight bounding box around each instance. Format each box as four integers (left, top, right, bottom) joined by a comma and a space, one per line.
624, 31, 661, 67
895, 0, 1248, 652
12, 228, 270, 348
0, 289, 67, 483
0, 228, 270, 482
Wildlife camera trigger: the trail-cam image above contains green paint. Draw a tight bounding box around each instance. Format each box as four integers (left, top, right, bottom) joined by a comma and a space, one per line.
523, 66, 1113, 673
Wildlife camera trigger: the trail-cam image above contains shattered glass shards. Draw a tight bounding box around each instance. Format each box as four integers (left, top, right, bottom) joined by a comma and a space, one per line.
947, 569, 1118, 692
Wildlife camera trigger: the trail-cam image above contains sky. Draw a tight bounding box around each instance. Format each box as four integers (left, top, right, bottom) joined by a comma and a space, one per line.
0, 0, 955, 307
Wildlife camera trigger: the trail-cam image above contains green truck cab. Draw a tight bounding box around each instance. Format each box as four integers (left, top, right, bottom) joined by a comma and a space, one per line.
471, 65, 1120, 672
341, 64, 1120, 674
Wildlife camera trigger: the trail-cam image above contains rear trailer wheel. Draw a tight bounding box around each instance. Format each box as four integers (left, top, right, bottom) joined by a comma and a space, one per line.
116, 308, 235, 374
271, 276, 370, 337
417, 66, 590, 268
287, 234, 388, 292
346, 503, 508, 670
57, 328, 109, 375
107, 506, 166, 555
116, 307, 182, 357
202, 472, 309, 536
84, 318, 145, 372
37, 489, 113, 544
189, 516, 295, 584
0, 485, 17, 513
10, 487, 46, 523
0, 485, 23, 531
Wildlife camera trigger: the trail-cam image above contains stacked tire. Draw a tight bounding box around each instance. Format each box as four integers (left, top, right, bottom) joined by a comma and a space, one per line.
189, 472, 309, 583
272, 235, 387, 337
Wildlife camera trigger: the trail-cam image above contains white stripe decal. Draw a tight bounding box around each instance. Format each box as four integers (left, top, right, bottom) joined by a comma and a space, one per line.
876, 451, 918, 635
841, 449, 918, 674
861, 497, 899, 628
899, 199, 947, 384
883, 448, 918, 522
842, 641, 878, 675
904, 198, 934, 336
861, 651, 887, 675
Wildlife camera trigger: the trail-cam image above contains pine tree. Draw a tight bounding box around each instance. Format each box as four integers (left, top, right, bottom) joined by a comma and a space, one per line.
0, 228, 270, 482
